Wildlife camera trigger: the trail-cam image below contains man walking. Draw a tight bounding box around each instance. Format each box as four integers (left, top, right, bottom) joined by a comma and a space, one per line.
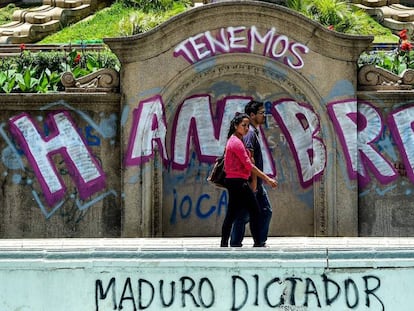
230, 100, 276, 247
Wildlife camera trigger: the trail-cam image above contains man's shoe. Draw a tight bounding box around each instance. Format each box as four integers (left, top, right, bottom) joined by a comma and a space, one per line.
253, 243, 269, 248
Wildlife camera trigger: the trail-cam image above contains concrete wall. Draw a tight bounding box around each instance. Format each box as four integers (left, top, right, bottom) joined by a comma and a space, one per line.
105, 1, 372, 238
1, 1, 414, 238
0, 237, 411, 310
357, 91, 414, 236
0, 93, 121, 237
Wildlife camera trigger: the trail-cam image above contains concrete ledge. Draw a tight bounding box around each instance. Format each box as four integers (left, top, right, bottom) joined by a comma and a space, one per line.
1, 237, 414, 262
0, 237, 412, 310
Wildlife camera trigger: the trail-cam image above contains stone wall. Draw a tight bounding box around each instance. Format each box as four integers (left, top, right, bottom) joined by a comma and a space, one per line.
0, 93, 121, 237
1, 1, 414, 238
105, 1, 372, 238
357, 90, 414, 236
0, 237, 408, 311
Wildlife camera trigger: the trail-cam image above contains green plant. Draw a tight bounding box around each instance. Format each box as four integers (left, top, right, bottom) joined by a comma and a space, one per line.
0, 70, 16, 93
287, 0, 352, 29
286, 0, 394, 37
0, 3, 17, 25
37, 68, 62, 93
118, 1, 189, 35
121, 0, 192, 13
15, 66, 39, 92
359, 29, 414, 76
0, 46, 120, 93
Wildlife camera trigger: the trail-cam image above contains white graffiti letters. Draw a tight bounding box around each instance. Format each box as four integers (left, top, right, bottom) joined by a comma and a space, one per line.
357, 103, 397, 186
171, 96, 249, 169
9, 112, 106, 206
126, 95, 414, 189
328, 101, 398, 187
12, 95, 414, 208
125, 95, 168, 166
174, 25, 309, 69
272, 100, 326, 187
388, 105, 414, 184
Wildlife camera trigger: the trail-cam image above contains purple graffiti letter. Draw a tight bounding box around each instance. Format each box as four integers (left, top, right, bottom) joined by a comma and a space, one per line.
171, 95, 252, 169
328, 100, 397, 187
125, 95, 168, 166
272, 99, 326, 188
9, 112, 106, 206
388, 105, 414, 183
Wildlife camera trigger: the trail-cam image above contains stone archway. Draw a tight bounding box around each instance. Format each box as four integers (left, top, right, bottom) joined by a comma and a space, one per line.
157, 52, 344, 237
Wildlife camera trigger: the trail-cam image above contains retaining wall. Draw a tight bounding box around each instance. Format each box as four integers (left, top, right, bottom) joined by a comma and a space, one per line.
0, 237, 411, 310
0, 1, 414, 238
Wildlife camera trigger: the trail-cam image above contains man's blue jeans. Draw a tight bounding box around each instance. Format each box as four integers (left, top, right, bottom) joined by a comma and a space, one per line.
230, 185, 272, 247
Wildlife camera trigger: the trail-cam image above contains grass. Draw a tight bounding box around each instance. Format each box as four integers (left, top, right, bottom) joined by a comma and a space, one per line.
39, 1, 190, 44
39, 2, 137, 44
0, 3, 23, 25
351, 10, 398, 43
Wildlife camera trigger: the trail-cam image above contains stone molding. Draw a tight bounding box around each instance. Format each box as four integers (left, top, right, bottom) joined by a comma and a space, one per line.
61, 68, 119, 92
105, 1, 372, 64
358, 64, 414, 90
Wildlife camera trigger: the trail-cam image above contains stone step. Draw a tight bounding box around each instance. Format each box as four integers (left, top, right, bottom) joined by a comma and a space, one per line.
0, 0, 97, 43
354, 1, 414, 37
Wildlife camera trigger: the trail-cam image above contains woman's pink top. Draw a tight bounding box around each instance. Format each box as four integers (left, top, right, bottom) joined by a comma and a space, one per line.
224, 134, 253, 180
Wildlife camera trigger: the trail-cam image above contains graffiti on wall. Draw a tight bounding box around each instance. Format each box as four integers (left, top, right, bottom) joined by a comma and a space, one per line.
169, 188, 228, 224
5, 93, 414, 213
3, 24, 414, 217
126, 94, 414, 188
95, 273, 384, 310
9, 111, 106, 206
1, 101, 118, 219
173, 25, 309, 69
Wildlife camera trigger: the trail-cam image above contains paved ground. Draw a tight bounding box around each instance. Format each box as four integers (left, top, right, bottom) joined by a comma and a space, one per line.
1, 236, 414, 251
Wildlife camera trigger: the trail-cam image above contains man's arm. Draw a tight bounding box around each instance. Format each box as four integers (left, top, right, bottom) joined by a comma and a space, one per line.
248, 148, 258, 192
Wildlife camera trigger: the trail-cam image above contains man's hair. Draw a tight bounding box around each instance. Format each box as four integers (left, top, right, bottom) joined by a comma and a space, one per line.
245, 100, 264, 115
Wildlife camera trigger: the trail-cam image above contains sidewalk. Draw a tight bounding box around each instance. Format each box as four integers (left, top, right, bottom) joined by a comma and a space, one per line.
1, 236, 414, 251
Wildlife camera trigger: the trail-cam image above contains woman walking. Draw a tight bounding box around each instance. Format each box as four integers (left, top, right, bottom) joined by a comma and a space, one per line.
221, 113, 277, 247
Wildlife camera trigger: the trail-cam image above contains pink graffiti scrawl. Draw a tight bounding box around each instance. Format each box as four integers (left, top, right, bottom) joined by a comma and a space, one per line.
9, 111, 106, 206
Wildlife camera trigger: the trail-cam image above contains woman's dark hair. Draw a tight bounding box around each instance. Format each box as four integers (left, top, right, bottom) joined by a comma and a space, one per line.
227, 112, 250, 139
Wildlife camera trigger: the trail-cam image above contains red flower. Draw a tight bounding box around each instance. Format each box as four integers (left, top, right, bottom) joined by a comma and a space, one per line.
19, 43, 26, 51
400, 40, 413, 52
74, 53, 81, 64
327, 25, 334, 31
399, 29, 408, 41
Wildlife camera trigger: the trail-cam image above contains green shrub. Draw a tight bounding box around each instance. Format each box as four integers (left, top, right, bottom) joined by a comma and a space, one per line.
121, 0, 192, 13
118, 1, 190, 35
0, 47, 120, 93
359, 30, 413, 76
286, 0, 396, 40
0, 3, 17, 25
